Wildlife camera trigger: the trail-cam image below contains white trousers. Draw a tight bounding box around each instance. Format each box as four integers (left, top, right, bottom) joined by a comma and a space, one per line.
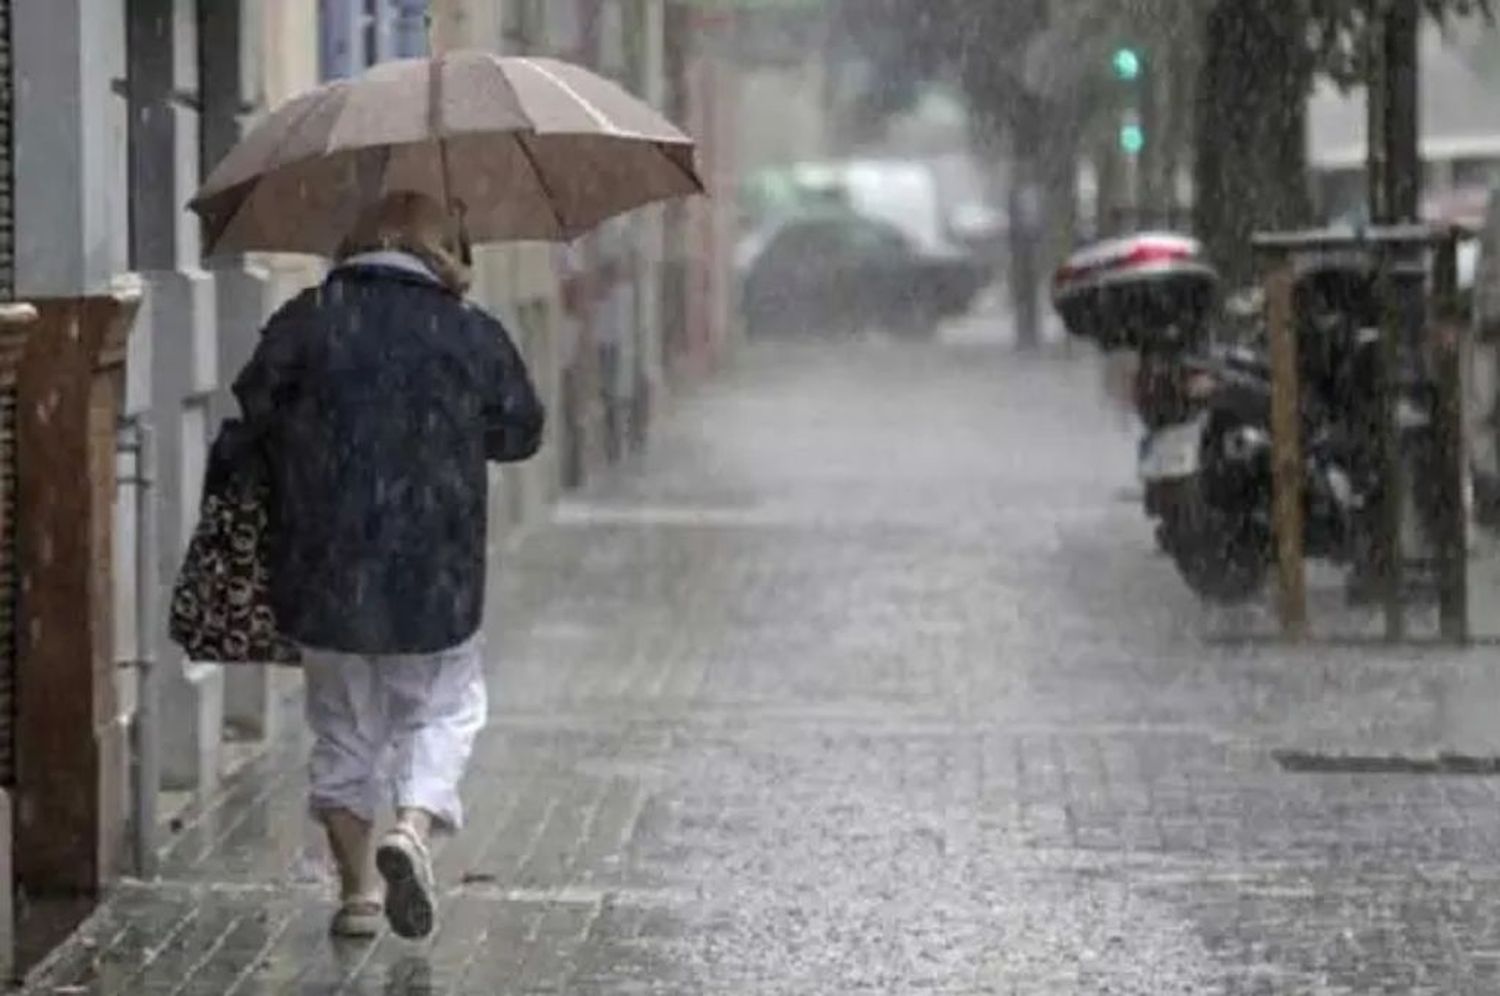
302, 636, 488, 832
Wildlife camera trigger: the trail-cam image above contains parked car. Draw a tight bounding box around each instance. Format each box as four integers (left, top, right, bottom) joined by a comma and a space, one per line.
738, 208, 989, 338
740, 155, 1005, 258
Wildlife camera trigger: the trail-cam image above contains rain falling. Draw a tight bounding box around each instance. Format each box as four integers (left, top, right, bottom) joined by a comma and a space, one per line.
6, 0, 1500, 992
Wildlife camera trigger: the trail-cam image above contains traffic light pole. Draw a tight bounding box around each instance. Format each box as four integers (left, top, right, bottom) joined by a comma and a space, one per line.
1110, 45, 1143, 233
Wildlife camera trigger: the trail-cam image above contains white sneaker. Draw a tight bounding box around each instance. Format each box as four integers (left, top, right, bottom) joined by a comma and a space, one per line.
375, 827, 437, 940
330, 898, 383, 940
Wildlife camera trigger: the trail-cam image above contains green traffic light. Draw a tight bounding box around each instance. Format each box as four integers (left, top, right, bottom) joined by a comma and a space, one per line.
1112, 47, 1142, 81
1120, 123, 1145, 155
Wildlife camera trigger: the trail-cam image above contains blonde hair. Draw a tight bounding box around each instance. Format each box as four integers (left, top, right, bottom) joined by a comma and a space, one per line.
337, 191, 472, 294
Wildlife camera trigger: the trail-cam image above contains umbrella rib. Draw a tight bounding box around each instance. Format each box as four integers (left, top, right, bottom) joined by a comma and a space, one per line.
515, 134, 570, 240
198, 84, 355, 255
512, 58, 619, 136
197, 82, 349, 205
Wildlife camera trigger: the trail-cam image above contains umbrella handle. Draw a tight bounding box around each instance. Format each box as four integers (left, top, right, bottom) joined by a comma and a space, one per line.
437, 139, 471, 266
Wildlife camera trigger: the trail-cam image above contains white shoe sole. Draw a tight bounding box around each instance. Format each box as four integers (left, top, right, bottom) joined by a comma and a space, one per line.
330, 909, 383, 940
376, 836, 436, 940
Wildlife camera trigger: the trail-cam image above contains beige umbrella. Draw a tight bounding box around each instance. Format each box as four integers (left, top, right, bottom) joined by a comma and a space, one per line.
190, 52, 704, 255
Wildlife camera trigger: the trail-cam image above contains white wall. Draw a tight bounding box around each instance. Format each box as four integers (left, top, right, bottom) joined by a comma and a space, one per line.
14, 0, 130, 296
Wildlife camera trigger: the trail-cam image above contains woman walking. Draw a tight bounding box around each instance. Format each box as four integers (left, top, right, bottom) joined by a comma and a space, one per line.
233, 192, 545, 941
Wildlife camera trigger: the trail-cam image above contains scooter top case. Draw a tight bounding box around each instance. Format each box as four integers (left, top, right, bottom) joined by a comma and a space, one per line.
1052, 232, 1220, 350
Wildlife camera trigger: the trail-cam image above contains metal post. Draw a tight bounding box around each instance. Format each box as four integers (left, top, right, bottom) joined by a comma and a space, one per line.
1266, 255, 1308, 638
124, 419, 160, 878
1433, 233, 1470, 642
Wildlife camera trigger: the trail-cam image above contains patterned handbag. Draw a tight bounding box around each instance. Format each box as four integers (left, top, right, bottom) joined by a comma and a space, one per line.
168, 419, 301, 665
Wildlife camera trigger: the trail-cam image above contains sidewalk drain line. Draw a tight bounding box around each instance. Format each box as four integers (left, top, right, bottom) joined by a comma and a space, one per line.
1274, 750, 1500, 775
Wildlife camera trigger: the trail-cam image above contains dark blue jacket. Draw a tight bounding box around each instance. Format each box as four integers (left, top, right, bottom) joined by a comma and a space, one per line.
232, 264, 545, 655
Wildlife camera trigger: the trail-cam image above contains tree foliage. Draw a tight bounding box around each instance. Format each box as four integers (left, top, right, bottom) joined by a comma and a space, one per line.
837, 0, 1492, 136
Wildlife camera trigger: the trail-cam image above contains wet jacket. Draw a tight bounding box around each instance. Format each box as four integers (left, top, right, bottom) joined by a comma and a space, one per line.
233, 264, 545, 655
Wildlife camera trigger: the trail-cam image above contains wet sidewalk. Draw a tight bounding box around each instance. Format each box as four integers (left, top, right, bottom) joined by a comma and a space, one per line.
22, 337, 1500, 993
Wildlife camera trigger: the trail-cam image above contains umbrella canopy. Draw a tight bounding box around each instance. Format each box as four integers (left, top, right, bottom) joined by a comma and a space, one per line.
191, 52, 704, 256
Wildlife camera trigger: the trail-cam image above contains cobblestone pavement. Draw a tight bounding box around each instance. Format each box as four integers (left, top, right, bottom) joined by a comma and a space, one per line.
23, 335, 1500, 994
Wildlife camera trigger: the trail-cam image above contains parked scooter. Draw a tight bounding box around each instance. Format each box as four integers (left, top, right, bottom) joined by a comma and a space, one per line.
1052, 233, 1442, 603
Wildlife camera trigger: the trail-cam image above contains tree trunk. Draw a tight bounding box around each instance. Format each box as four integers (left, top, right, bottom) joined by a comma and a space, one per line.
1006, 100, 1044, 348
1381, 0, 1421, 223
1193, 0, 1312, 284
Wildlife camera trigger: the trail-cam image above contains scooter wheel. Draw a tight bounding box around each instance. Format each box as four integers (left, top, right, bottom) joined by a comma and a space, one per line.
1158, 481, 1271, 604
